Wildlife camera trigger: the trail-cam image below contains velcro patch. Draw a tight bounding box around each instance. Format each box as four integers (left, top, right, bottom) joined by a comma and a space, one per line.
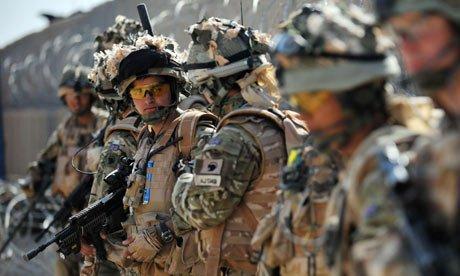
208, 137, 222, 146
109, 141, 120, 151
195, 175, 221, 186
199, 159, 223, 175
143, 188, 151, 204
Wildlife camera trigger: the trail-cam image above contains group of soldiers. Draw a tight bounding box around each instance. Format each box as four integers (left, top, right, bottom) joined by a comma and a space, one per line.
20, 0, 459, 275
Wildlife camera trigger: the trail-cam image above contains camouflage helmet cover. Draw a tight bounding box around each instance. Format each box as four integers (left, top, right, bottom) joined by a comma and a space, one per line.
374, 0, 460, 24
276, 4, 400, 95
88, 51, 121, 99
95, 15, 143, 52
186, 17, 271, 67
89, 16, 144, 99
102, 34, 187, 97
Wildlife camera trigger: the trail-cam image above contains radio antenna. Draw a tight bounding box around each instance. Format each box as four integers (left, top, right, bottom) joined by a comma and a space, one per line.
240, 0, 244, 25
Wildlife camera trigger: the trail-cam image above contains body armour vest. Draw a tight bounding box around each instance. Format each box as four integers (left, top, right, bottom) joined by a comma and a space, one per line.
52, 114, 99, 198
198, 107, 308, 275
124, 109, 217, 273
104, 115, 141, 142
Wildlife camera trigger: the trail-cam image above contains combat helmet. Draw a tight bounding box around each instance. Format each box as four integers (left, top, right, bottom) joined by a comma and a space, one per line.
95, 15, 143, 52
374, 0, 460, 25
184, 17, 279, 109
273, 4, 401, 152
103, 34, 187, 123
274, 4, 399, 96
90, 16, 143, 101
58, 64, 94, 102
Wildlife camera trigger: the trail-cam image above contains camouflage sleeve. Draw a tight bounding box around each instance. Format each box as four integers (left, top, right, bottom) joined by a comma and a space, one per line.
170, 118, 216, 235
173, 124, 261, 230
88, 130, 137, 204
189, 119, 216, 159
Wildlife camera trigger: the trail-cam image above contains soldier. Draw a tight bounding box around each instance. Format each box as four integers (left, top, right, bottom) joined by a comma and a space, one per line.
26, 64, 104, 276
171, 17, 309, 275
80, 15, 143, 276
250, 6, 347, 275
252, 3, 437, 275
103, 34, 217, 275
373, 0, 460, 274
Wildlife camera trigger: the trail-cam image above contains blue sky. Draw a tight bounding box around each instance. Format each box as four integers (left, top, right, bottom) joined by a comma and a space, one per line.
0, 0, 109, 48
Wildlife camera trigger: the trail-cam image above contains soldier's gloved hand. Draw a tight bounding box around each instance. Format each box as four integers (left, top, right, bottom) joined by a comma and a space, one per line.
80, 256, 96, 276
80, 240, 96, 257
100, 231, 137, 268
123, 228, 162, 262
23, 161, 47, 198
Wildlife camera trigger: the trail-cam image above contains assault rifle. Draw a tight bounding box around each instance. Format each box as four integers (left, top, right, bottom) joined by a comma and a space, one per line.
35, 174, 93, 242
0, 161, 55, 255
23, 157, 134, 261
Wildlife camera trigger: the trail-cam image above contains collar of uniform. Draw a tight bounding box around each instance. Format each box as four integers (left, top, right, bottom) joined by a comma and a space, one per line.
146, 109, 181, 136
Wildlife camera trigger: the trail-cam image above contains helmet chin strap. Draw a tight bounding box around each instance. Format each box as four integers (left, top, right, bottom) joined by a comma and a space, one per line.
141, 100, 178, 124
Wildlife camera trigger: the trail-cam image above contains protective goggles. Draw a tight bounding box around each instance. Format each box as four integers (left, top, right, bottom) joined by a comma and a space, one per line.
129, 82, 170, 100
289, 91, 333, 114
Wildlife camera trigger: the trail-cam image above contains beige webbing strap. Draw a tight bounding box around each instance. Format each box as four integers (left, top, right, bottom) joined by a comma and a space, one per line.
237, 202, 259, 232
157, 117, 181, 147
204, 223, 226, 276
178, 111, 218, 158
217, 108, 284, 131
177, 112, 201, 158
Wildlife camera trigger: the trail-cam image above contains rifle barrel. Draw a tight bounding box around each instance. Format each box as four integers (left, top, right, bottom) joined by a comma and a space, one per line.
23, 236, 57, 261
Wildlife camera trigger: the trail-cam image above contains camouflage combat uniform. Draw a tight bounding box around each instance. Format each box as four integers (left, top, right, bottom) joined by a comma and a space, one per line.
252, 144, 342, 276
81, 16, 144, 276
172, 18, 309, 275
88, 114, 140, 205
371, 0, 460, 274
123, 108, 216, 275
254, 4, 438, 275
38, 112, 101, 198
34, 65, 104, 276
101, 34, 218, 275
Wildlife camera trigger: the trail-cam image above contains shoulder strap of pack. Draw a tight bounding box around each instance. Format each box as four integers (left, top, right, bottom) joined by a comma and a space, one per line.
218, 107, 309, 153
217, 107, 284, 130
104, 116, 141, 141
177, 110, 218, 158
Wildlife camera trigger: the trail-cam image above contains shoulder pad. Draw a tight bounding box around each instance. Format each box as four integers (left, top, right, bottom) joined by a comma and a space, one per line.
104, 116, 141, 141
218, 107, 309, 151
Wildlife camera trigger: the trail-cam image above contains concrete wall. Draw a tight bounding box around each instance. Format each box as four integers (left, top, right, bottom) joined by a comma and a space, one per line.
3, 108, 67, 179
